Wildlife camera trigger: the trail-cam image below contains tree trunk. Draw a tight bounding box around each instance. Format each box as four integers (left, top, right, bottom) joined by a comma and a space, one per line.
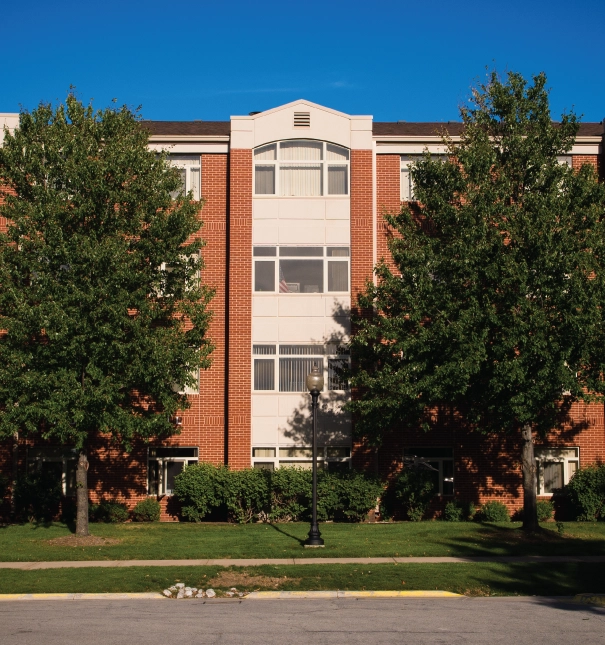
521, 423, 538, 532
75, 449, 89, 537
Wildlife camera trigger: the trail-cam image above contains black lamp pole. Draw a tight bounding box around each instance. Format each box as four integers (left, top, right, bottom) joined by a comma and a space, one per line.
305, 364, 324, 547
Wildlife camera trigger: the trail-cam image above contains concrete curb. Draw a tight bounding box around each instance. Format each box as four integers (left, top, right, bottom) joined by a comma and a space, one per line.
2, 555, 605, 570
246, 590, 463, 599
0, 593, 166, 601
0, 590, 463, 601
573, 594, 605, 607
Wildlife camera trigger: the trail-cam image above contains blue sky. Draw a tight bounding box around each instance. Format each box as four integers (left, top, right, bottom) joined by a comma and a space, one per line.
2, 0, 604, 123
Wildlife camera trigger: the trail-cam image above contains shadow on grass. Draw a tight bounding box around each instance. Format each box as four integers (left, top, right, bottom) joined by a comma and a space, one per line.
268, 523, 305, 547
440, 522, 605, 557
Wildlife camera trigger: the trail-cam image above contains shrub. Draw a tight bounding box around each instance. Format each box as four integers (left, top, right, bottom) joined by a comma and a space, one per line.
444, 500, 476, 522
565, 464, 605, 521
13, 471, 62, 522
173, 462, 228, 522
536, 500, 554, 522
225, 468, 271, 523
394, 467, 435, 521
329, 471, 383, 522
269, 467, 312, 522
0, 473, 8, 501
478, 501, 510, 522
89, 500, 129, 523
132, 498, 161, 522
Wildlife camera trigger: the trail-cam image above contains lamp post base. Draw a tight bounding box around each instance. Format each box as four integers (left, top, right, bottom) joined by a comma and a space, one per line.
304, 525, 324, 547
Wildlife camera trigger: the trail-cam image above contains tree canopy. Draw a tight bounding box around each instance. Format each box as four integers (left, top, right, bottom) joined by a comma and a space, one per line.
348, 71, 605, 529
0, 95, 213, 532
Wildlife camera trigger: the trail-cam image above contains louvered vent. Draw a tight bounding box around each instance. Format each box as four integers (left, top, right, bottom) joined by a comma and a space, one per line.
293, 112, 310, 128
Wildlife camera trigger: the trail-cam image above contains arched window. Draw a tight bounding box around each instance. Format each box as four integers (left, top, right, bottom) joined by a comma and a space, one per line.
254, 140, 349, 196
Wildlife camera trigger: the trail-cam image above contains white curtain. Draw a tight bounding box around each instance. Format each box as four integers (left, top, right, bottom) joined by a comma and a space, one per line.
280, 165, 322, 196
280, 141, 322, 161
326, 144, 349, 161
328, 166, 348, 195
255, 144, 277, 160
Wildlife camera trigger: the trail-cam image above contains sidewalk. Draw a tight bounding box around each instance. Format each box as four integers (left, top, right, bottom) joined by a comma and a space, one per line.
2, 555, 605, 570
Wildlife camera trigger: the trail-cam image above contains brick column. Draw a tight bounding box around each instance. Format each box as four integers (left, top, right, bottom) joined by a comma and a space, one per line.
349, 149, 374, 470
227, 149, 253, 469
376, 154, 401, 273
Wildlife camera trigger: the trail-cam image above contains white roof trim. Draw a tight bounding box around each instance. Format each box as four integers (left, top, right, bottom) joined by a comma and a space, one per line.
231, 99, 372, 121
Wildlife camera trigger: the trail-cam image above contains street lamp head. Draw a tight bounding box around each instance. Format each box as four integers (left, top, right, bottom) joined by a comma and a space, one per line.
306, 363, 324, 394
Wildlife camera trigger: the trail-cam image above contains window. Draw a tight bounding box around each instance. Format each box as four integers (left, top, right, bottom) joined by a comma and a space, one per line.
253, 246, 349, 294
535, 447, 579, 495
168, 155, 201, 200
148, 447, 198, 495
253, 344, 350, 392
27, 446, 78, 496
253, 141, 349, 196
400, 154, 446, 201
251, 446, 351, 471
404, 447, 454, 496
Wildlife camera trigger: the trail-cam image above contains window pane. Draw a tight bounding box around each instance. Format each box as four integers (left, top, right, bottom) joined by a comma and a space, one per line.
253, 448, 276, 458
255, 165, 275, 194
326, 144, 349, 161
328, 261, 348, 292
255, 261, 275, 291
65, 459, 77, 496
279, 448, 313, 458
254, 144, 277, 160
280, 165, 322, 196
280, 358, 323, 392
148, 459, 159, 495
443, 459, 454, 496
279, 247, 323, 257
280, 345, 324, 355
253, 345, 276, 355
326, 447, 351, 458
279, 259, 323, 293
254, 462, 275, 471
328, 358, 349, 390
190, 167, 201, 200
427, 461, 441, 495
401, 168, 413, 201
543, 462, 564, 493
170, 168, 187, 200
328, 165, 348, 195
280, 141, 322, 160
405, 447, 453, 459
254, 247, 277, 256
254, 359, 275, 390
327, 247, 349, 257
166, 461, 185, 494
568, 461, 578, 480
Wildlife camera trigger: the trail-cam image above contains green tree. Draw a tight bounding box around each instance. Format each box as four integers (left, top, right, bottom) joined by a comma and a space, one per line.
349, 71, 605, 531
0, 95, 213, 535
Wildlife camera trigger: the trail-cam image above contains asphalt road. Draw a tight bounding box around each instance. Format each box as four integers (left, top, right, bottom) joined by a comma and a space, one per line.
1, 597, 604, 645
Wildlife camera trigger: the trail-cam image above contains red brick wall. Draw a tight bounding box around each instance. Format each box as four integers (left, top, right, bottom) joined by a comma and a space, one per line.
573, 154, 600, 176
376, 154, 401, 273
226, 149, 253, 470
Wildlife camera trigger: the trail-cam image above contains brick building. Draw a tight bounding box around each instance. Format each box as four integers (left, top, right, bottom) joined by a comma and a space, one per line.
1, 101, 604, 519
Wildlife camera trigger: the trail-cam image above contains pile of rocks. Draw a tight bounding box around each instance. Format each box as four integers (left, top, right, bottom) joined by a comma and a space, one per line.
162, 582, 245, 599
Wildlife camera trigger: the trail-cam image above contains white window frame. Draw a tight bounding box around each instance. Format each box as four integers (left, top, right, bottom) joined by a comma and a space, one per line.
253, 140, 349, 197
252, 344, 350, 393
251, 446, 351, 471
535, 447, 579, 496
400, 154, 446, 202
147, 447, 199, 496
27, 446, 78, 496
168, 154, 201, 200
253, 246, 350, 295
404, 448, 454, 496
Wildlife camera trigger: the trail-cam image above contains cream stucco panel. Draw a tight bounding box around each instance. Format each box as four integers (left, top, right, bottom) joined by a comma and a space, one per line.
276, 199, 325, 220
253, 200, 280, 219
252, 297, 278, 317
278, 319, 325, 342
278, 225, 325, 244
253, 221, 279, 244
325, 296, 351, 317
252, 319, 279, 341
252, 395, 279, 417
325, 199, 350, 220
278, 297, 324, 317
252, 417, 279, 444
325, 224, 350, 244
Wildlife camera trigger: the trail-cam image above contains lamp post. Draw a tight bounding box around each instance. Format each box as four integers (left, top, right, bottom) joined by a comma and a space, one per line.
305, 363, 325, 547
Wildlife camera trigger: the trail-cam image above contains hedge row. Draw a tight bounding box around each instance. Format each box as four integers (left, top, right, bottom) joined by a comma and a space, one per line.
173, 463, 383, 523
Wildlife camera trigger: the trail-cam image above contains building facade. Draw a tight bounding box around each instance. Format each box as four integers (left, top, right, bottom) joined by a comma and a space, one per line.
1, 101, 604, 519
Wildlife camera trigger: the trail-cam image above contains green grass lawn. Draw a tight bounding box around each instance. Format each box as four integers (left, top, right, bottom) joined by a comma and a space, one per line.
1, 521, 604, 562
1, 562, 604, 597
